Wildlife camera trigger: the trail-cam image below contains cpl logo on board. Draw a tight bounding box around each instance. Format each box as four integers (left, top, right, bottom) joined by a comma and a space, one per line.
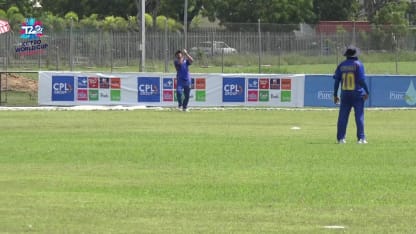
52, 76, 74, 101
139, 84, 159, 95
53, 82, 72, 94
138, 77, 160, 102
223, 77, 245, 102
224, 84, 243, 95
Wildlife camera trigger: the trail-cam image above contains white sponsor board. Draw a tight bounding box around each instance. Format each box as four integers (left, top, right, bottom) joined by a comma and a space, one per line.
38, 72, 305, 107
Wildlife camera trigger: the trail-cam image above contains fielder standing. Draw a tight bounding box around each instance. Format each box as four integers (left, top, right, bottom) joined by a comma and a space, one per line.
333, 46, 370, 144
174, 49, 194, 112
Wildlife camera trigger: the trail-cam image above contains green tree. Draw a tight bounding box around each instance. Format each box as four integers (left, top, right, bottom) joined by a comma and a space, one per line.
41, 0, 136, 19
363, 0, 392, 22
372, 0, 408, 26
102, 16, 129, 31
0, 0, 31, 16
201, 0, 316, 31
5, 6, 24, 31
408, 2, 416, 25
313, 0, 360, 22
127, 15, 139, 31
40, 11, 65, 31
0, 9, 6, 19
64, 11, 78, 28
79, 13, 102, 30
156, 15, 182, 31
146, 0, 160, 28
369, 0, 409, 50
157, 0, 205, 26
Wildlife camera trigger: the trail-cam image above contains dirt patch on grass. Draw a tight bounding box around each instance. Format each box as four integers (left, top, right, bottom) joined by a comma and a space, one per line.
0, 73, 38, 93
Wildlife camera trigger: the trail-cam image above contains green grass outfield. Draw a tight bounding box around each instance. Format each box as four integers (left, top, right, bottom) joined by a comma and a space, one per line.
0, 109, 415, 233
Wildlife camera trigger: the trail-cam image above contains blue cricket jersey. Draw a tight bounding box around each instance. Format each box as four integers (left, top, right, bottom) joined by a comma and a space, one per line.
174, 59, 192, 86
333, 57, 369, 96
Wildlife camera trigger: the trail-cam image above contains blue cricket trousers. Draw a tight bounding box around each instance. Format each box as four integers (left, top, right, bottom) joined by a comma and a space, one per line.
337, 92, 366, 141
177, 85, 190, 109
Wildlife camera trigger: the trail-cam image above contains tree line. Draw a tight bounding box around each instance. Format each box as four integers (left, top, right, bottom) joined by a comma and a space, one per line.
0, 0, 414, 32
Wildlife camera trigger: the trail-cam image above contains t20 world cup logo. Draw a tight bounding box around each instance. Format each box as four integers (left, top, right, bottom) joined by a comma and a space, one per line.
20, 18, 43, 39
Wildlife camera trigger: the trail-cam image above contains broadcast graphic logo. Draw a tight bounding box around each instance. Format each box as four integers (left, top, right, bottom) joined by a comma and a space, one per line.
20, 18, 43, 39
16, 18, 48, 56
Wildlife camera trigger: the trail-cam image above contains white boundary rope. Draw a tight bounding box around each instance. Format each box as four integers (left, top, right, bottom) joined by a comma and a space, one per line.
1, 106, 415, 111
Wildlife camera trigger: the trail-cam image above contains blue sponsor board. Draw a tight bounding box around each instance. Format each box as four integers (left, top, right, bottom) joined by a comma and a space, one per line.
52, 76, 74, 101
305, 75, 416, 107
138, 77, 160, 102
223, 77, 245, 102
369, 76, 416, 107
304, 75, 337, 107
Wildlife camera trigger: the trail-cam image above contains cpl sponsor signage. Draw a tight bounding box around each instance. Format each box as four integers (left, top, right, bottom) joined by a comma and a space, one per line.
16, 18, 48, 56
77, 77, 121, 102
162, 78, 175, 101
191, 78, 207, 102
138, 77, 160, 102
41, 72, 304, 106
223, 77, 245, 102
52, 76, 74, 101
51, 76, 121, 102
247, 77, 291, 102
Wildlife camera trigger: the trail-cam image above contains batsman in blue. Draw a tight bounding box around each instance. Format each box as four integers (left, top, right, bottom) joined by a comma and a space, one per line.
333, 46, 370, 144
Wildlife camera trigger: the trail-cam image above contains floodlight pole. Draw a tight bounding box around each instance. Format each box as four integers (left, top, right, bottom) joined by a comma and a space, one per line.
164, 18, 168, 72
352, 18, 356, 45
258, 19, 261, 73
141, 0, 146, 72
184, 0, 188, 49
69, 17, 73, 71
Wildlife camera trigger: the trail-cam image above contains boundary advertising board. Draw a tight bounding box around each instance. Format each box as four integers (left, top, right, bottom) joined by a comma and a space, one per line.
304, 75, 416, 108
39, 72, 305, 107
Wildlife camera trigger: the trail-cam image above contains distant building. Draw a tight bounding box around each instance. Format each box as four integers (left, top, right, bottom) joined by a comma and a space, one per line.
316, 21, 371, 35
